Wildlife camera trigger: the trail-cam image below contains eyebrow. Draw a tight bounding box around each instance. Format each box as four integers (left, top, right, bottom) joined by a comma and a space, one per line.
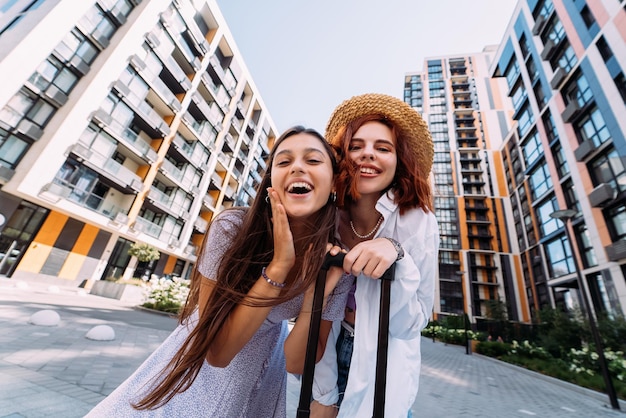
275, 147, 327, 157
350, 138, 395, 147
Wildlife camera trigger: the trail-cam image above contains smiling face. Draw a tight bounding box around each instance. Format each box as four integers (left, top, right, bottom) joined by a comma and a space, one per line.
270, 132, 335, 220
348, 121, 398, 198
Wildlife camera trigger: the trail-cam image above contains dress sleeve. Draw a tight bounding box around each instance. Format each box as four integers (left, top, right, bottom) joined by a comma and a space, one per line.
321, 273, 353, 321
196, 209, 245, 280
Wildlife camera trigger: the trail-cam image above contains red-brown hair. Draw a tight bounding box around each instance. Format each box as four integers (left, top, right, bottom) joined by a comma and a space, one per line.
330, 114, 433, 214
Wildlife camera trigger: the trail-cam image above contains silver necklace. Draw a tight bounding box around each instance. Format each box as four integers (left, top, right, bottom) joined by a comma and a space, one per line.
350, 215, 383, 239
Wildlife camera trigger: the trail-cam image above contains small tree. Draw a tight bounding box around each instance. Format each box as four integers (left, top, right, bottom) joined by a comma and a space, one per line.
128, 243, 160, 263
128, 243, 160, 280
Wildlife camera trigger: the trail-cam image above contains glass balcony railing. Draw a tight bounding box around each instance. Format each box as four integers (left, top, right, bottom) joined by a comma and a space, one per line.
147, 187, 189, 219
102, 113, 157, 162
45, 180, 127, 220
68, 143, 143, 191
133, 216, 162, 238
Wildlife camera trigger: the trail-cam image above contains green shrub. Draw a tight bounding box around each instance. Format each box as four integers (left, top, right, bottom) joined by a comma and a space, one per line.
475, 341, 510, 357
142, 276, 190, 314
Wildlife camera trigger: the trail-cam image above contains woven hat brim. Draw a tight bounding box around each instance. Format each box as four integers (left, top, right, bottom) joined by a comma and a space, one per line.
325, 93, 433, 175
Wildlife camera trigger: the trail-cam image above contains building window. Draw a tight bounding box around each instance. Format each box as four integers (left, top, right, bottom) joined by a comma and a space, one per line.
505, 59, 520, 90
536, 195, 560, 237
606, 205, 626, 240
564, 73, 593, 108
0, 130, 29, 169
575, 223, 598, 268
529, 162, 553, 200
533, 0, 554, 19
55, 30, 100, 66
542, 111, 559, 143
521, 130, 543, 167
526, 57, 539, 83
561, 179, 582, 216
543, 17, 566, 45
551, 143, 569, 179
545, 235, 575, 277
596, 36, 613, 62
575, 107, 611, 147
589, 148, 626, 193
519, 34, 530, 59
580, 5, 596, 29
28, 56, 80, 95
614, 73, 626, 105
557, 45, 578, 73
79, 4, 118, 43
511, 83, 527, 109
516, 105, 535, 138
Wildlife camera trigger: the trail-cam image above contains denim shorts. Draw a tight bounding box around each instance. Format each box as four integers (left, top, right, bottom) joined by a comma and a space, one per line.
335, 321, 354, 408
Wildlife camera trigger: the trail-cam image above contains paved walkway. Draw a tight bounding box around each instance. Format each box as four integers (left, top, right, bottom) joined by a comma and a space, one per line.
0, 277, 624, 417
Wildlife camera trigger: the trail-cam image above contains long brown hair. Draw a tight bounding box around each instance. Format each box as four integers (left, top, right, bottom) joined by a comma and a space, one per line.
330, 114, 433, 214
133, 126, 338, 409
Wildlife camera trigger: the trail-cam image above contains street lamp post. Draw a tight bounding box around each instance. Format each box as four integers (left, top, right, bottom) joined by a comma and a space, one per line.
549, 209, 620, 410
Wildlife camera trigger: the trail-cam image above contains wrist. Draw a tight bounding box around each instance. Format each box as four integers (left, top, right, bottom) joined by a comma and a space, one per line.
262, 264, 288, 288
383, 237, 404, 261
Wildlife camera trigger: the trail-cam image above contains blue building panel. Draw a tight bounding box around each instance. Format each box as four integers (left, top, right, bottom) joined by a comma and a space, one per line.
579, 58, 625, 147
494, 39, 516, 77
564, 0, 600, 49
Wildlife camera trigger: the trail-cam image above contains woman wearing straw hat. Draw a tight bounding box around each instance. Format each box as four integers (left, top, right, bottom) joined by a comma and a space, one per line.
308, 93, 439, 417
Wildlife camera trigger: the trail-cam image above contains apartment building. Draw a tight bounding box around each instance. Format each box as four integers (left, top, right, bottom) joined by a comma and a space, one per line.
404, 48, 529, 324
491, 0, 626, 319
0, 0, 277, 285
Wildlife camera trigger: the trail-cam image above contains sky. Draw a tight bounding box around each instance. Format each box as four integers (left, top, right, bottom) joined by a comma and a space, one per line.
215, 0, 519, 134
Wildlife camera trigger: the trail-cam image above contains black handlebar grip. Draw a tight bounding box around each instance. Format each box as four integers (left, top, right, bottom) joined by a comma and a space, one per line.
321, 252, 346, 270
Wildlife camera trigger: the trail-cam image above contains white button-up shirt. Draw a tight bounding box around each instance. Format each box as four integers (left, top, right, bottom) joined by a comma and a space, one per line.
313, 191, 439, 417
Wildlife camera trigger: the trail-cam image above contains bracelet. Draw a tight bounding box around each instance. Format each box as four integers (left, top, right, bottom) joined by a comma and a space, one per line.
262, 267, 286, 288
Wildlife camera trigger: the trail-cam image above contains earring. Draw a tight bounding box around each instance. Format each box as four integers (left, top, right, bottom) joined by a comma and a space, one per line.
265, 194, 270, 204
330, 191, 337, 202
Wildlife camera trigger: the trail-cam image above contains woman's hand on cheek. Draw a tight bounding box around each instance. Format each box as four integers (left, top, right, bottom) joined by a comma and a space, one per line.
267, 187, 295, 271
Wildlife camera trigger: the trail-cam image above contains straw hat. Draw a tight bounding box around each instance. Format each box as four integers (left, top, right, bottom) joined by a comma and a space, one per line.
325, 93, 434, 175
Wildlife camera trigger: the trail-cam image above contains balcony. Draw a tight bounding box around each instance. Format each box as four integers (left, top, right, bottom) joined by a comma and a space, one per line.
202, 194, 216, 209
147, 187, 190, 220
193, 217, 208, 233
532, 14, 547, 35
209, 55, 226, 81
209, 171, 223, 190
111, 81, 170, 137
145, 30, 192, 91
0, 165, 15, 183
605, 240, 626, 261
181, 112, 218, 146
132, 216, 162, 239
39, 181, 129, 221
588, 183, 617, 207
16, 119, 43, 141
550, 67, 568, 90
171, 134, 208, 168
92, 109, 158, 163
540, 39, 558, 61
562, 100, 581, 123
129, 55, 181, 113
574, 139, 596, 162
67, 143, 143, 192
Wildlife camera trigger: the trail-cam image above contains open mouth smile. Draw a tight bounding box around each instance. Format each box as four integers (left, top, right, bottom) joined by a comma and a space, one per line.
286, 181, 313, 195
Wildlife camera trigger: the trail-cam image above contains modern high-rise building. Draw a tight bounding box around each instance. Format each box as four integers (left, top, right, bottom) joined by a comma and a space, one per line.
491, 0, 626, 320
0, 0, 278, 286
406, 0, 626, 323
404, 48, 529, 324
